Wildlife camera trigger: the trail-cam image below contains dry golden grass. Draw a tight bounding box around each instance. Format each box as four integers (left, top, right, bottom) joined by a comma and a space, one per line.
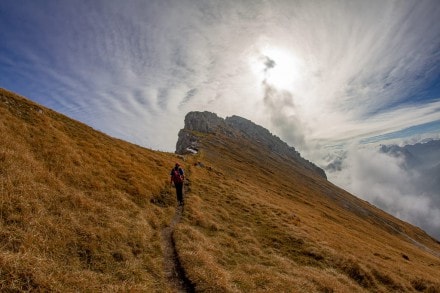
0, 88, 181, 291
2, 87, 440, 292
174, 132, 440, 292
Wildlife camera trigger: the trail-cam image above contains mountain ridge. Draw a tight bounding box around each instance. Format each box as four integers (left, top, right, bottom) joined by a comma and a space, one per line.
1, 88, 440, 292
176, 111, 326, 179
172, 110, 440, 291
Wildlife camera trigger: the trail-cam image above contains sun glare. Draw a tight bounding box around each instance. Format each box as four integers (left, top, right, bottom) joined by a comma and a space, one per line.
250, 47, 302, 91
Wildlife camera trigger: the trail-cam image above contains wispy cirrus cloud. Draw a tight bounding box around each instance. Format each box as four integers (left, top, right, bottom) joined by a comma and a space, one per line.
2, 0, 440, 151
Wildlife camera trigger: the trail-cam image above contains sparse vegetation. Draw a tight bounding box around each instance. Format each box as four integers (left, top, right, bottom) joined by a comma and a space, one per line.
1, 88, 440, 292
411, 278, 440, 292
0, 89, 178, 291
174, 129, 440, 292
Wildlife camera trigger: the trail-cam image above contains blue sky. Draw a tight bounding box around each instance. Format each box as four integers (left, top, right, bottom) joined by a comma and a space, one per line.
360, 120, 440, 145
1, 0, 440, 153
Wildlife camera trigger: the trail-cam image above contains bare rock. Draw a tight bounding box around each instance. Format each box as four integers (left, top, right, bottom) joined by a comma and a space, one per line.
176, 111, 327, 179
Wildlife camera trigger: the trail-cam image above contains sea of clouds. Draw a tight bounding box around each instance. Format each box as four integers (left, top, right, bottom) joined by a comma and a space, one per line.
325, 139, 440, 240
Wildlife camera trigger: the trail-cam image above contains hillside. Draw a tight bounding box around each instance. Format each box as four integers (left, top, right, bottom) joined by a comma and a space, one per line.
174, 111, 440, 292
0, 88, 180, 291
1, 89, 440, 292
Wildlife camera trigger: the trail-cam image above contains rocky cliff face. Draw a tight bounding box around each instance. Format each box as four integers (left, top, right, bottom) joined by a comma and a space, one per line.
183, 111, 226, 133
175, 111, 226, 154
176, 111, 326, 179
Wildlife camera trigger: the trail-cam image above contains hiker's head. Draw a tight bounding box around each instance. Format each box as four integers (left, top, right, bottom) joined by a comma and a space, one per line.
175, 163, 180, 169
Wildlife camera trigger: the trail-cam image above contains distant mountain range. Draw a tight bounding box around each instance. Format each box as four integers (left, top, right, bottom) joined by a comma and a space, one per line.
326, 138, 440, 240
380, 139, 440, 169
380, 139, 440, 206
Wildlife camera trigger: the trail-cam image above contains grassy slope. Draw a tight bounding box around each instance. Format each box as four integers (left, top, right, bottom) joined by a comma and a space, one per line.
175, 131, 440, 292
0, 89, 180, 291
2, 88, 440, 292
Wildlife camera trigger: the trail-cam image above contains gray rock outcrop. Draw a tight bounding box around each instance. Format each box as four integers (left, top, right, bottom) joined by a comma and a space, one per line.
176, 111, 327, 179
184, 111, 226, 133
175, 111, 226, 154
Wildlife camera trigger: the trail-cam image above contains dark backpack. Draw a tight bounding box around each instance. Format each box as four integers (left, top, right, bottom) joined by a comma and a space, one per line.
171, 168, 183, 184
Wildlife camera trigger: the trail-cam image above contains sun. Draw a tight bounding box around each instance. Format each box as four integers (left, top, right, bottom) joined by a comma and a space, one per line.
250, 46, 302, 91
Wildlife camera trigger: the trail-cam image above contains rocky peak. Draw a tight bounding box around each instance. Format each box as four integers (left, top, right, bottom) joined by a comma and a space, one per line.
183, 111, 226, 133
176, 111, 229, 154
176, 111, 326, 179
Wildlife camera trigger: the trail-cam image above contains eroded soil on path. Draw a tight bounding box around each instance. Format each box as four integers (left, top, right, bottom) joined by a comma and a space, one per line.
161, 184, 195, 292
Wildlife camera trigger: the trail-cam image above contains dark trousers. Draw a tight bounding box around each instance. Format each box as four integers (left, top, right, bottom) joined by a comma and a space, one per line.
175, 182, 183, 204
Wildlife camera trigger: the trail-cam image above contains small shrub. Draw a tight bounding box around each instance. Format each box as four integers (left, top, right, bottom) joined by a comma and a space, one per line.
426, 285, 440, 293
372, 269, 403, 291
318, 285, 334, 293
411, 278, 428, 291
338, 258, 375, 288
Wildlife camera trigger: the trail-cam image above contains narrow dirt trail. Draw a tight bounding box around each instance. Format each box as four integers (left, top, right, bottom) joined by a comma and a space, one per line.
161, 184, 195, 292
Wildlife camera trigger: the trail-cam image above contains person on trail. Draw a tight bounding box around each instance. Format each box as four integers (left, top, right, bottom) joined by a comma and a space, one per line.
170, 163, 185, 205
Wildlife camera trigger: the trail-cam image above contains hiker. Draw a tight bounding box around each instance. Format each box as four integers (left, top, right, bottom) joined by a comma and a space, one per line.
170, 163, 185, 205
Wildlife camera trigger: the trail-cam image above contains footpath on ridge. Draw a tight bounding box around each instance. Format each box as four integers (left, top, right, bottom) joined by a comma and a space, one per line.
160, 173, 195, 293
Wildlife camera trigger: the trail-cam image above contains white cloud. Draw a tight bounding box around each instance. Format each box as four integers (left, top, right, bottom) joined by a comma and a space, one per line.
328, 145, 440, 239
310, 100, 440, 144
3, 1, 440, 151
